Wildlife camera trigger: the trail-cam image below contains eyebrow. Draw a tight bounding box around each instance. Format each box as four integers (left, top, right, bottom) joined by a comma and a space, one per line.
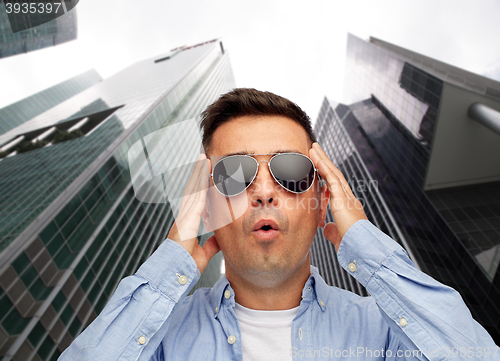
221, 149, 304, 158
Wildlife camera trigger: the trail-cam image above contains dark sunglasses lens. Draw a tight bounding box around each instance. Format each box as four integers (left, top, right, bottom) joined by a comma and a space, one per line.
213, 156, 257, 196
270, 154, 314, 193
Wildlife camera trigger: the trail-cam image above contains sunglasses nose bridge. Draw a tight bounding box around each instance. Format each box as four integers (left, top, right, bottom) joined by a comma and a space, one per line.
254, 159, 273, 181
249, 159, 282, 205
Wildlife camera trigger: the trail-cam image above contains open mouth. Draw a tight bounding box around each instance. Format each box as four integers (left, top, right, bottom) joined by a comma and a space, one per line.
251, 219, 280, 240
252, 223, 279, 240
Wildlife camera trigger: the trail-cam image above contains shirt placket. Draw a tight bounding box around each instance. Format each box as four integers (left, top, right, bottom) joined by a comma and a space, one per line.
291, 280, 317, 360
216, 286, 244, 361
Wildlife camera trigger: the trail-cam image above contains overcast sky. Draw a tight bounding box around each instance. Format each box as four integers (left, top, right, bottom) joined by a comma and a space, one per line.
1, 0, 500, 127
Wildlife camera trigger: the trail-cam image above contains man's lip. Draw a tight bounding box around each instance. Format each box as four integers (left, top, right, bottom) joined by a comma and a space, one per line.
253, 229, 280, 240
252, 219, 280, 231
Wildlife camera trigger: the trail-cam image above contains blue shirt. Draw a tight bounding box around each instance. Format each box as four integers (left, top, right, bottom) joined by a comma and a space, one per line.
59, 220, 498, 360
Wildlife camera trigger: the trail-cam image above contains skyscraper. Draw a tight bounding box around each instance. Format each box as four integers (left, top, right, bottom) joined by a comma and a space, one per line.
311, 34, 500, 342
0, 70, 102, 135
0, 1, 77, 59
0, 39, 235, 360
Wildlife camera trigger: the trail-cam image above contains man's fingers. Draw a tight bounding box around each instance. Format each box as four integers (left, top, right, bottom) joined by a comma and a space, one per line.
179, 156, 210, 218
310, 148, 346, 201
180, 154, 207, 211
317, 161, 349, 212
176, 157, 211, 242
311, 144, 356, 199
188, 159, 211, 217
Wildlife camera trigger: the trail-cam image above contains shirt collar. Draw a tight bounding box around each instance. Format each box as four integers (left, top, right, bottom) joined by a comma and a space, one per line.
208, 265, 329, 317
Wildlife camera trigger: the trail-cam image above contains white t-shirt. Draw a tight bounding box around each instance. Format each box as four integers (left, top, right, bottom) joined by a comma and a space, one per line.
233, 302, 300, 361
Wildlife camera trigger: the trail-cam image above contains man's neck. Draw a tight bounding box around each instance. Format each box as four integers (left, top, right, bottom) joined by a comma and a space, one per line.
225, 258, 311, 311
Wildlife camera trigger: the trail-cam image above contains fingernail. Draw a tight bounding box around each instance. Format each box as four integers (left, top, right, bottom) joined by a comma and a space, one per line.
314, 142, 321, 148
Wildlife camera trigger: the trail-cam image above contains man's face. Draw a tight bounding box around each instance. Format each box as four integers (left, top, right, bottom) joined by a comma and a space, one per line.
202, 115, 329, 287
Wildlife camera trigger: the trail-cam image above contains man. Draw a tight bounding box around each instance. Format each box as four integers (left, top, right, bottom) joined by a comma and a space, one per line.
60, 88, 498, 360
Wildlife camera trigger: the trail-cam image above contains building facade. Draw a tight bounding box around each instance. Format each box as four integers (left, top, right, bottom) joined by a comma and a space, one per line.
0, 0, 77, 59
311, 34, 500, 343
0, 70, 101, 136
0, 39, 234, 360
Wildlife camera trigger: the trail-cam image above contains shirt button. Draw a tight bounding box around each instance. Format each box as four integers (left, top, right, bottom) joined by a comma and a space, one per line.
348, 262, 357, 272
138, 335, 146, 345
227, 335, 236, 344
224, 290, 231, 299
400, 317, 408, 327
178, 275, 188, 285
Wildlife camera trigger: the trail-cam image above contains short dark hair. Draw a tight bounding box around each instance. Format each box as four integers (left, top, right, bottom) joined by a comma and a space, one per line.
200, 88, 317, 154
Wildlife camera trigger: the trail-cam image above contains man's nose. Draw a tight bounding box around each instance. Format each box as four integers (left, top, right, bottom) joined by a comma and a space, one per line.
250, 161, 280, 207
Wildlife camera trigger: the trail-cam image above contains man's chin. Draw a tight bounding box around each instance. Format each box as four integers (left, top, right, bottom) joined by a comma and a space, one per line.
243, 259, 290, 279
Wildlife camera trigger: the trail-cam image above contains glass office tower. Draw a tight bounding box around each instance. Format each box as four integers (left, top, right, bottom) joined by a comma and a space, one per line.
0, 39, 235, 360
0, 1, 77, 59
312, 34, 500, 342
0, 70, 102, 135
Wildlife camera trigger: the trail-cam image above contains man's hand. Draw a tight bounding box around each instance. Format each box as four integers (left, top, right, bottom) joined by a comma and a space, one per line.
167, 153, 220, 274
310, 142, 367, 252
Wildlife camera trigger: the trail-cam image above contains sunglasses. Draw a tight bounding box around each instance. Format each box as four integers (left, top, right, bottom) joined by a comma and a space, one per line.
209, 153, 323, 197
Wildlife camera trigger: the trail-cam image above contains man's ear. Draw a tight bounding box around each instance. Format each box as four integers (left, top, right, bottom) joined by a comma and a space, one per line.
202, 201, 214, 233
317, 183, 330, 229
